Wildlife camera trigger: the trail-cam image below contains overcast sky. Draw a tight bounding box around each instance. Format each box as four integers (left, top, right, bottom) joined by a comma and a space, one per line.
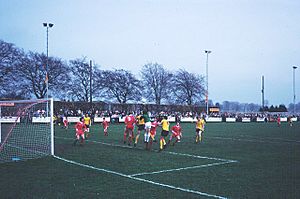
1, 0, 299, 106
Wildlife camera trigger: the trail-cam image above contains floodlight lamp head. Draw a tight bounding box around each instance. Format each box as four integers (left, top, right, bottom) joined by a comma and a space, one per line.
43, 23, 47, 27
49, 23, 54, 28
205, 50, 212, 54
293, 66, 297, 69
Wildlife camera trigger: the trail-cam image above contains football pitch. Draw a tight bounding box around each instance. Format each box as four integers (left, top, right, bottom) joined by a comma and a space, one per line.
0, 122, 299, 198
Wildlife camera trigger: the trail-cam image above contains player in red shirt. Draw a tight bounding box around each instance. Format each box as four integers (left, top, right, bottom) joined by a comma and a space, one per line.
277, 115, 281, 127
147, 118, 159, 150
102, 117, 109, 136
73, 117, 87, 146
167, 122, 182, 146
150, 118, 159, 142
124, 113, 136, 146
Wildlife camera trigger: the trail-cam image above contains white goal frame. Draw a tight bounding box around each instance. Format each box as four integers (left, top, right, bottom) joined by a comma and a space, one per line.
0, 98, 54, 162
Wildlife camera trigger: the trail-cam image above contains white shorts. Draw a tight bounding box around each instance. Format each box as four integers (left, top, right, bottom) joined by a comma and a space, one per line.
145, 122, 152, 130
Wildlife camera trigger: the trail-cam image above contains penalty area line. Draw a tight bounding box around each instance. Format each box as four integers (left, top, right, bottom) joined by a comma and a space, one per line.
53, 155, 229, 199
129, 161, 236, 177
166, 151, 238, 163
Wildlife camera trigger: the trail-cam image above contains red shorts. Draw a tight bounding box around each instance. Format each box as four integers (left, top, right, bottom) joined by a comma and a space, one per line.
126, 126, 134, 130
150, 130, 156, 136
76, 130, 84, 136
172, 132, 180, 137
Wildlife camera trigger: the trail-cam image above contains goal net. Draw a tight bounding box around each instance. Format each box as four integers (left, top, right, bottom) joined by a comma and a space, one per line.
0, 99, 54, 163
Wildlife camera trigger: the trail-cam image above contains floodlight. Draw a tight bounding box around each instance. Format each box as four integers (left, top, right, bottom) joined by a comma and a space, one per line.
204, 50, 212, 115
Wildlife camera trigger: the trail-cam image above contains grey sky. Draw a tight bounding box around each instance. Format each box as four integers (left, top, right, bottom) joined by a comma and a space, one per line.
0, 0, 299, 105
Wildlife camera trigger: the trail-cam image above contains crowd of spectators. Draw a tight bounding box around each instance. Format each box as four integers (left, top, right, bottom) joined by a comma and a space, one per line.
218, 112, 299, 122
1, 101, 297, 122
53, 104, 300, 123
48, 101, 300, 123
1, 108, 299, 124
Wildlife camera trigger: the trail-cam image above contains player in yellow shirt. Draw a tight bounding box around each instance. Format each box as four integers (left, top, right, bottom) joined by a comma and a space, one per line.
159, 116, 169, 152
195, 116, 206, 143
134, 112, 145, 147
84, 113, 91, 138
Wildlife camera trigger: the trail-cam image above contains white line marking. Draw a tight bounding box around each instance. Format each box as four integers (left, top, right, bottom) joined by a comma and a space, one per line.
55, 136, 238, 163
166, 151, 238, 162
129, 161, 235, 177
53, 155, 229, 199
55, 136, 238, 198
208, 136, 300, 144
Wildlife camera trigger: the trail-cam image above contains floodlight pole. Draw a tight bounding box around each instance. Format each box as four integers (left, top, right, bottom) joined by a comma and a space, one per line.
293, 66, 297, 114
204, 50, 212, 115
90, 60, 93, 109
43, 23, 53, 117
262, 75, 265, 112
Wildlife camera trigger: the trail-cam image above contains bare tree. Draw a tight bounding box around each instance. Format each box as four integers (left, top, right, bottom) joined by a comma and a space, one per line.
67, 58, 103, 101
97, 69, 142, 103
0, 40, 18, 65
17, 52, 70, 99
170, 69, 205, 105
0, 40, 28, 99
68, 58, 91, 101
140, 62, 172, 104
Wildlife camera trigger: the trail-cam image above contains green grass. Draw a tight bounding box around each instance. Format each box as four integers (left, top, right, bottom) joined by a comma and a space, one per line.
0, 122, 299, 198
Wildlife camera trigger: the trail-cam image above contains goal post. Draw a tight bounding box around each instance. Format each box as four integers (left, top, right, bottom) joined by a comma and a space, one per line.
0, 98, 54, 163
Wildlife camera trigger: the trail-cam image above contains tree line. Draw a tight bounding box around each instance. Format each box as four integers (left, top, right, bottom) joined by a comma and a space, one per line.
0, 39, 205, 106
1, 39, 298, 113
